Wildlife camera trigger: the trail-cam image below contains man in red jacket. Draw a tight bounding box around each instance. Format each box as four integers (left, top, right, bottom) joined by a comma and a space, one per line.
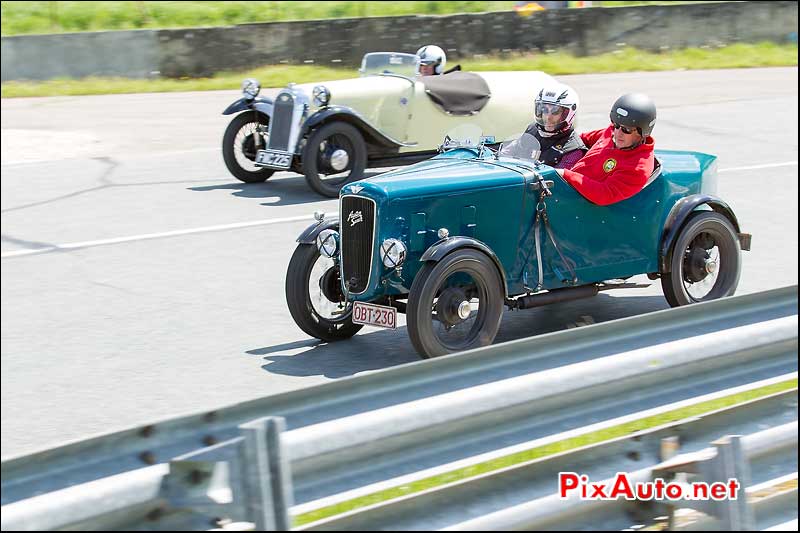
555, 93, 657, 206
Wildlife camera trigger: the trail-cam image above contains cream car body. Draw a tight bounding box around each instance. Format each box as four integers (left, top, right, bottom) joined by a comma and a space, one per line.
221, 52, 558, 197
292, 70, 553, 149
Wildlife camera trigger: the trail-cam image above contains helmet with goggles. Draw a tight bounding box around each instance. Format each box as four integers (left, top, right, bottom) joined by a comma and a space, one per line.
533, 82, 579, 137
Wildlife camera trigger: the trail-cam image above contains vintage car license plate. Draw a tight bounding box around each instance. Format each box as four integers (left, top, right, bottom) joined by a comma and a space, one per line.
255, 149, 292, 169
352, 301, 397, 329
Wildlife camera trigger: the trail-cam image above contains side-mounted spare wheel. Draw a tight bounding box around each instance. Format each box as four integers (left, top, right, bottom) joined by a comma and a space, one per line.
302, 121, 367, 198
222, 112, 276, 183
661, 211, 741, 307
407, 249, 505, 358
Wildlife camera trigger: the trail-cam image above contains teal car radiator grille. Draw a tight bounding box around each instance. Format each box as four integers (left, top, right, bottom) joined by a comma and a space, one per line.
340, 196, 375, 294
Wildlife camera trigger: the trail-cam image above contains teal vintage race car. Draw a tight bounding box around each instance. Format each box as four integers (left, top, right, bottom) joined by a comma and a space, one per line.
285, 130, 752, 358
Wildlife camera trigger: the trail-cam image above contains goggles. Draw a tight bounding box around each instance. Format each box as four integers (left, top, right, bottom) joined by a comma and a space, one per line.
536, 102, 567, 116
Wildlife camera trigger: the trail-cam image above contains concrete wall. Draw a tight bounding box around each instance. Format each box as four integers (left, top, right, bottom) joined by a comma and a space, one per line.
1, 30, 159, 81
2, 1, 797, 82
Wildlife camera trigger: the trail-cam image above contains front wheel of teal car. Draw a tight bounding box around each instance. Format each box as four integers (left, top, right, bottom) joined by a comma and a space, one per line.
662, 211, 741, 307
302, 122, 367, 198
286, 244, 363, 342
407, 249, 505, 358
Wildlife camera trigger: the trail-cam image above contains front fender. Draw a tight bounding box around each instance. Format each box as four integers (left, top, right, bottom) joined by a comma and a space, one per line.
222, 96, 274, 117
420, 237, 509, 298
297, 218, 340, 244
659, 194, 743, 272
300, 106, 404, 148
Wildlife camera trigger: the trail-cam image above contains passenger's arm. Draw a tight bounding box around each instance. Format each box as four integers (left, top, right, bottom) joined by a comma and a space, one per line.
556, 167, 648, 206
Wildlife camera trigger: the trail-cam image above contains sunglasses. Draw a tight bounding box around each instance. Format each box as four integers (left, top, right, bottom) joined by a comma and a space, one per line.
613, 123, 638, 135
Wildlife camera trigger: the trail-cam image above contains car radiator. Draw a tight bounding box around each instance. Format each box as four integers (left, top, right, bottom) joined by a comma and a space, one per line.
340, 196, 376, 294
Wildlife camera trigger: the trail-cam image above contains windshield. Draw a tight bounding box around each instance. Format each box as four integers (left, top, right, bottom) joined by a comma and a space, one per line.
439, 124, 487, 152
359, 52, 420, 79
498, 133, 542, 163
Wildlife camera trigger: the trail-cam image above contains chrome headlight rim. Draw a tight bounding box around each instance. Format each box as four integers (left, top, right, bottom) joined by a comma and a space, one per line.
312, 85, 331, 106
380, 238, 407, 269
316, 229, 340, 258
242, 78, 261, 99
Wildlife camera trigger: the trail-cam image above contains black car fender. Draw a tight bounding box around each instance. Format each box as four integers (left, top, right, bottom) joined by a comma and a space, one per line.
420, 237, 509, 299
300, 107, 405, 149
659, 194, 746, 272
222, 96, 274, 117
297, 218, 340, 244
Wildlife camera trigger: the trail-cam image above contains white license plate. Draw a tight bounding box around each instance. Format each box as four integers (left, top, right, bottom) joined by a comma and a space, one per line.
352, 301, 397, 330
255, 149, 292, 169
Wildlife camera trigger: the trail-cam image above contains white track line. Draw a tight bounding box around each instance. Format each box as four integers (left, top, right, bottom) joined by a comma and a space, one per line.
719, 161, 797, 172
2, 160, 797, 259
1, 214, 316, 259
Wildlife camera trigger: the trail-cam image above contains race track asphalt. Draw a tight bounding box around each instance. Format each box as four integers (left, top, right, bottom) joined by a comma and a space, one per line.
1, 67, 797, 457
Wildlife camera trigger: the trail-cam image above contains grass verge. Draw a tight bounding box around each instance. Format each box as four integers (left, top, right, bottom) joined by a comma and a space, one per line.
1, 2, 516, 35
1, 2, 702, 36
292, 377, 798, 527
2, 42, 796, 99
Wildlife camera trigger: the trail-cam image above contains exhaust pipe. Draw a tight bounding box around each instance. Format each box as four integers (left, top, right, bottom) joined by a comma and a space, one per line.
514, 284, 599, 310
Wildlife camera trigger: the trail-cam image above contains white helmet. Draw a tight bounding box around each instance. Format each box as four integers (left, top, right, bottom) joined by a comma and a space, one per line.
416, 45, 447, 75
533, 82, 579, 137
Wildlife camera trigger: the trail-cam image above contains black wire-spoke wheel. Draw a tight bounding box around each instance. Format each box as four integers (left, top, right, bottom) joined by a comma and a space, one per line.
222, 112, 276, 183
662, 211, 741, 307
286, 243, 363, 342
302, 122, 367, 197
407, 249, 504, 358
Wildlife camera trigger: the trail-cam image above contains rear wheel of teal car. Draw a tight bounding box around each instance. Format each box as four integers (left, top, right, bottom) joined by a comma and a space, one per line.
222, 112, 276, 183
662, 211, 741, 307
286, 243, 363, 342
407, 249, 505, 358
302, 122, 367, 198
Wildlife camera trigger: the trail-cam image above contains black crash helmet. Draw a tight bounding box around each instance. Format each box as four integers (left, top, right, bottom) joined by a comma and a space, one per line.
609, 93, 657, 137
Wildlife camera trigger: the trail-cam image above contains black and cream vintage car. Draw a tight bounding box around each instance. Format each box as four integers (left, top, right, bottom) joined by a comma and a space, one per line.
221, 51, 558, 197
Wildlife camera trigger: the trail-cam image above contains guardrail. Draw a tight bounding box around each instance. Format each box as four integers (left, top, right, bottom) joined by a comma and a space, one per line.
303, 387, 797, 531
440, 422, 798, 531
2, 286, 797, 530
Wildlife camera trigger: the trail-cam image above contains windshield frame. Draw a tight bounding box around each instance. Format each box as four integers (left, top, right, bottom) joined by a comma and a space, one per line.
359, 52, 421, 81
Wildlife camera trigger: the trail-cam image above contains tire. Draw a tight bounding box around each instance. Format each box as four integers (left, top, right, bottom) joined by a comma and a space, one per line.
285, 243, 363, 342
661, 211, 741, 307
222, 112, 276, 183
407, 249, 505, 358
302, 121, 367, 198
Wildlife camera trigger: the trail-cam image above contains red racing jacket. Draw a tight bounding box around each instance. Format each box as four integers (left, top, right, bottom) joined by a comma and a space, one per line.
561, 125, 655, 206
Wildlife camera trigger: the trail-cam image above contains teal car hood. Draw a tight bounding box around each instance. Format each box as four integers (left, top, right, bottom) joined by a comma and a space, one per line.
350, 154, 526, 198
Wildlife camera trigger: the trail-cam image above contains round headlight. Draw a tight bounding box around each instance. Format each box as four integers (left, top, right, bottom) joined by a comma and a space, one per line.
313, 85, 331, 106
316, 229, 339, 258
242, 78, 260, 98
380, 238, 407, 268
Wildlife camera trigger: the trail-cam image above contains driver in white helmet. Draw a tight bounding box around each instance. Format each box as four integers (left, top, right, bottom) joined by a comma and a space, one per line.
524, 82, 586, 169
416, 45, 447, 76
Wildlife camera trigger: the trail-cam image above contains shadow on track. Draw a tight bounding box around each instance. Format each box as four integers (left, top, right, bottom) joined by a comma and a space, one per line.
188, 170, 391, 207
248, 292, 670, 379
